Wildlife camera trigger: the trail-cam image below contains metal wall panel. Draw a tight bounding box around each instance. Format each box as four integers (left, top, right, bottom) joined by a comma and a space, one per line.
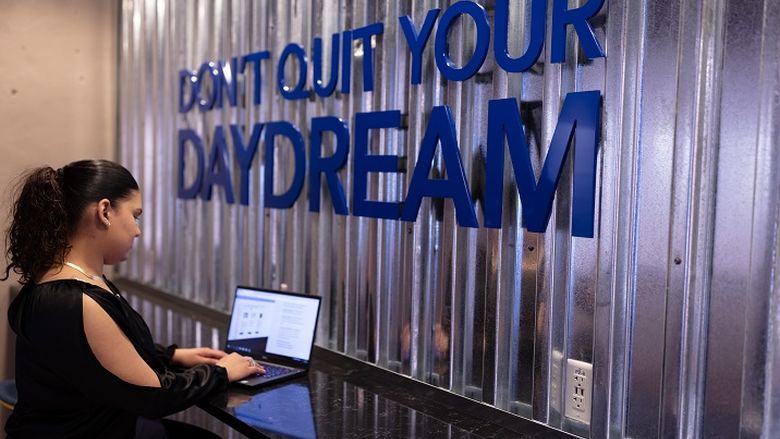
118, 0, 780, 437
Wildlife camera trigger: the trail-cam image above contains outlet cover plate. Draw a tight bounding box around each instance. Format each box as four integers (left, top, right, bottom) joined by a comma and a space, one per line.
565, 359, 593, 424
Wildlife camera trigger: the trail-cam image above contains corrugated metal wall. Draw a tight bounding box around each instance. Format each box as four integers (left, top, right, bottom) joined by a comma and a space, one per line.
117, 0, 780, 437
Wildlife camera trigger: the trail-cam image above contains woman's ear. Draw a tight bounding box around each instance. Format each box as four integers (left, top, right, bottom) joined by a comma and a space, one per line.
97, 198, 112, 228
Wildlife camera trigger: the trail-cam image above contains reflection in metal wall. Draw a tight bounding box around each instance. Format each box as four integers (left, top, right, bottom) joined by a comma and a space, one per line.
118, 0, 780, 437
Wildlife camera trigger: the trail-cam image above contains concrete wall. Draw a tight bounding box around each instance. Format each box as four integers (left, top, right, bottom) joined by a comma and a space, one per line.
0, 0, 117, 387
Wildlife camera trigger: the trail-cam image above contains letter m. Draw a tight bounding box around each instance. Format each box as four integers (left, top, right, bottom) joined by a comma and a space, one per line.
484, 91, 601, 238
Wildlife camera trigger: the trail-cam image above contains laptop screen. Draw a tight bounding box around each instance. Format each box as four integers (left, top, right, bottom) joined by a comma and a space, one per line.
225, 286, 321, 363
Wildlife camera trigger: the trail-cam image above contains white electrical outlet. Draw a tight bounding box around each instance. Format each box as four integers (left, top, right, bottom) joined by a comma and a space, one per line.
565, 359, 593, 424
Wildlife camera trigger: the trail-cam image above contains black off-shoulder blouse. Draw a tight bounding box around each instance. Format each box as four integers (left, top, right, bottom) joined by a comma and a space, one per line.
5, 279, 228, 438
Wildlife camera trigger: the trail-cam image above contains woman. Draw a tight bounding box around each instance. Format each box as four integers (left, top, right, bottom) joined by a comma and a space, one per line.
3, 160, 264, 438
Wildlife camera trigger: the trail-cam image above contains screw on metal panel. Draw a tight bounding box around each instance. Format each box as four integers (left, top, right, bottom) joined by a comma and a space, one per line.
527, 245, 535, 252
674, 257, 682, 265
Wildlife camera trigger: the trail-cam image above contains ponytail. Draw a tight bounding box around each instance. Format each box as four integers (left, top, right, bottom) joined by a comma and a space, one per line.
3, 167, 70, 284
3, 160, 139, 284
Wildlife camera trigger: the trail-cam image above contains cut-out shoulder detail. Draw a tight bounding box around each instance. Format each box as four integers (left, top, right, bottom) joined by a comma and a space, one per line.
7, 279, 230, 435
82, 294, 161, 388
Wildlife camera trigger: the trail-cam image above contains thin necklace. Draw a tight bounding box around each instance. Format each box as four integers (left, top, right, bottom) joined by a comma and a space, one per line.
64, 261, 104, 281
64, 261, 120, 297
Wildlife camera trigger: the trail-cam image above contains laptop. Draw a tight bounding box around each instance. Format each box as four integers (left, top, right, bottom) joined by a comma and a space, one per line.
224, 286, 322, 388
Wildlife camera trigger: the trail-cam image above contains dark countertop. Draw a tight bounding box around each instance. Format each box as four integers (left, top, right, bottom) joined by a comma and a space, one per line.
198, 347, 575, 439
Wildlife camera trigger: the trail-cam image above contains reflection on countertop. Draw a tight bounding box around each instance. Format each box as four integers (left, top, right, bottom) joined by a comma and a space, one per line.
200, 347, 574, 439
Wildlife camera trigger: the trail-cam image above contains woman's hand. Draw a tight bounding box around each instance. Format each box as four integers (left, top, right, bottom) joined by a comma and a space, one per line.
215, 352, 266, 382
171, 347, 228, 368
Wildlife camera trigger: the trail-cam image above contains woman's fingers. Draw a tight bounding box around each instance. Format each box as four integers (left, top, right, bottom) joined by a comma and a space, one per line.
243, 356, 265, 374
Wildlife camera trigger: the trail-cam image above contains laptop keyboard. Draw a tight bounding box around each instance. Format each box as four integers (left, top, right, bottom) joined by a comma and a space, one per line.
260, 364, 295, 378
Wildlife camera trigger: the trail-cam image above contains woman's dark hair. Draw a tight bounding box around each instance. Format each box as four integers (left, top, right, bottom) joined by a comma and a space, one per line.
3, 160, 139, 284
